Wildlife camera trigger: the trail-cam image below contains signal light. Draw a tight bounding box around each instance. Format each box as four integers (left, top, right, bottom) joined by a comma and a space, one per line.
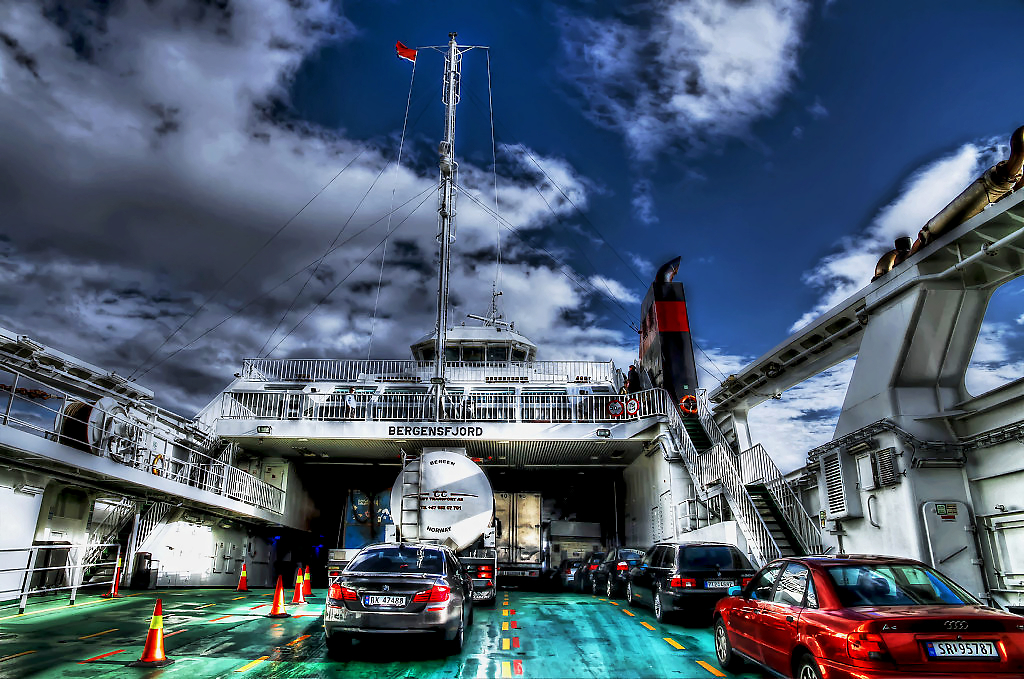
616, 562, 629, 571
670, 577, 697, 588
413, 585, 450, 603
847, 632, 890, 661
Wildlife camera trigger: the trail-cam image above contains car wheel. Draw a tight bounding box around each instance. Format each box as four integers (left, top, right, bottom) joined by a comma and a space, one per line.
606, 577, 614, 598
795, 653, 823, 679
591, 576, 599, 595
325, 632, 351, 658
626, 582, 634, 605
653, 585, 665, 623
713, 617, 743, 672
447, 609, 466, 655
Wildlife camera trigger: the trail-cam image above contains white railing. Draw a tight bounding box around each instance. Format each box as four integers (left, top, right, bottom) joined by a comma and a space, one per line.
220, 388, 672, 424
240, 358, 616, 385
0, 543, 119, 613
696, 388, 733, 452
0, 367, 284, 514
736, 443, 824, 555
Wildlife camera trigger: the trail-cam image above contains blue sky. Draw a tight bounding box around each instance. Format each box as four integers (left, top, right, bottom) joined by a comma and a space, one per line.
0, 0, 1021, 471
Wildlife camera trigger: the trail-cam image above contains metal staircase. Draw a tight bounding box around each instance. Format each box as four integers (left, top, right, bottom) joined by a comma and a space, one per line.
398, 451, 422, 541
745, 485, 803, 556
84, 498, 136, 565
680, 417, 713, 451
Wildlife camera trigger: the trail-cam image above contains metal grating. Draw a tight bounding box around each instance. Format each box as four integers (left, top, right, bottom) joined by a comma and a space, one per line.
823, 453, 846, 516
874, 447, 899, 487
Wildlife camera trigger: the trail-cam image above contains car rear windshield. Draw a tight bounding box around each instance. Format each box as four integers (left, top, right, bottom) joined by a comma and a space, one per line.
826, 564, 981, 607
679, 546, 751, 570
616, 549, 644, 562
346, 546, 445, 574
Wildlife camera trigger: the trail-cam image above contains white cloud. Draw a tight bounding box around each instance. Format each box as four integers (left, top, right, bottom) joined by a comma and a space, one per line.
1017, 314, 1024, 325
965, 322, 1024, 396
589, 276, 640, 305
631, 179, 658, 225
790, 141, 1005, 331
559, 0, 810, 159
806, 98, 828, 119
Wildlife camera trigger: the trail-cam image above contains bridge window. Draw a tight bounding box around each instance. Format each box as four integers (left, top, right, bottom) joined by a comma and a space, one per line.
965, 277, 1024, 397
511, 347, 528, 362
463, 346, 484, 362
444, 347, 460, 362
487, 345, 509, 362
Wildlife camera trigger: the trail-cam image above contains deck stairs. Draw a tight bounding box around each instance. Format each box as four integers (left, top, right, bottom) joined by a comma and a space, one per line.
399, 451, 422, 541
745, 484, 805, 556
680, 416, 713, 451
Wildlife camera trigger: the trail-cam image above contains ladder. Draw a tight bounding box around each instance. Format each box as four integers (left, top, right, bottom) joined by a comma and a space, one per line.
399, 451, 422, 541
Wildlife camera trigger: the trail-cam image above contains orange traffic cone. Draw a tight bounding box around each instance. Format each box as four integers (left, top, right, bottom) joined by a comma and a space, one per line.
290, 566, 306, 604
128, 599, 174, 667
302, 565, 312, 597
103, 557, 122, 599
235, 563, 250, 592
267, 575, 290, 618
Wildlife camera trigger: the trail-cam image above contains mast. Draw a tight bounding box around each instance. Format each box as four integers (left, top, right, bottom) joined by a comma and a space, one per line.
433, 32, 462, 418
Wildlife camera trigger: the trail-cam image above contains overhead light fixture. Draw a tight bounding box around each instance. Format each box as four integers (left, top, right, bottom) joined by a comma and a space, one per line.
498, 440, 511, 445
296, 438, 309, 442
256, 425, 272, 435
763, 362, 782, 379
595, 428, 611, 438
847, 440, 874, 454
14, 483, 44, 495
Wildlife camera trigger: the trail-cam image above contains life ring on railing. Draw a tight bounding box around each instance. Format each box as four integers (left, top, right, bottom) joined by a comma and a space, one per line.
151, 454, 165, 476
679, 395, 698, 415
625, 398, 640, 416
607, 399, 625, 418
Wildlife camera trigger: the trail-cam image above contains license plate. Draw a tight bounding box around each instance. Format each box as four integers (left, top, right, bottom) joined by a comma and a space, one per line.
925, 640, 999, 659
472, 591, 491, 600
705, 580, 734, 588
365, 595, 405, 607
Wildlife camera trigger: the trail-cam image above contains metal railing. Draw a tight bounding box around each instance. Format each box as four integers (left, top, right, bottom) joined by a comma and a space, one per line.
240, 358, 616, 385
0, 543, 119, 613
0, 367, 284, 514
695, 389, 734, 452
220, 388, 672, 424
736, 443, 825, 555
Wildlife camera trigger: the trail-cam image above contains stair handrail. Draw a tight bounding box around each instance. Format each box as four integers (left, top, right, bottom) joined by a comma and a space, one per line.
658, 392, 781, 565
737, 444, 825, 554
695, 389, 734, 452
84, 498, 136, 565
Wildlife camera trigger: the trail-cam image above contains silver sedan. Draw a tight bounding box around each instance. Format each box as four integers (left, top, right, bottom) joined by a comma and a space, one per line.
323, 542, 473, 656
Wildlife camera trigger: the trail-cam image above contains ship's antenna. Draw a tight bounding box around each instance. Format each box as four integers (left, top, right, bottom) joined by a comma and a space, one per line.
486, 48, 503, 322
432, 32, 463, 420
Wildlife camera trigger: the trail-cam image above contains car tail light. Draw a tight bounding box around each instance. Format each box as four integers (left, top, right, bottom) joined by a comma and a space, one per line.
328, 584, 357, 603
847, 632, 891, 661
329, 571, 340, 577
741, 577, 752, 587
479, 565, 493, 574
616, 562, 629, 571
413, 585, 450, 603
589, 564, 598, 571
669, 577, 697, 588
565, 569, 573, 575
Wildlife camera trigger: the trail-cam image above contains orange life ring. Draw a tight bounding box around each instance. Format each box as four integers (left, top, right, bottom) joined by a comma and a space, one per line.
607, 400, 625, 418
625, 398, 640, 416
679, 395, 698, 415
152, 454, 165, 476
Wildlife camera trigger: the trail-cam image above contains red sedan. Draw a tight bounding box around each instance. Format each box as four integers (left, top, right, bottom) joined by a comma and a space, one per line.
713, 554, 1024, 678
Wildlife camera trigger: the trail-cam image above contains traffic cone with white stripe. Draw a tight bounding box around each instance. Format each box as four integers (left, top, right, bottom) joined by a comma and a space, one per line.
128, 599, 174, 667
103, 557, 123, 598
235, 563, 250, 592
290, 566, 305, 604
302, 565, 312, 597
267, 575, 290, 618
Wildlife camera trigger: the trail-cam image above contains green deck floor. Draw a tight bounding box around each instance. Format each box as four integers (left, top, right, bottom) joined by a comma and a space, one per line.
0, 588, 767, 678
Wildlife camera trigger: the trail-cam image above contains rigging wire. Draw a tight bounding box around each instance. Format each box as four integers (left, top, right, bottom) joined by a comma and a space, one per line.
368, 57, 417, 359
263, 188, 436, 357
457, 184, 639, 334
128, 149, 365, 380
134, 184, 436, 379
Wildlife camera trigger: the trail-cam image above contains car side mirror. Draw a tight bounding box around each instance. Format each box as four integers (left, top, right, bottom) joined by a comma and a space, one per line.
727, 585, 742, 596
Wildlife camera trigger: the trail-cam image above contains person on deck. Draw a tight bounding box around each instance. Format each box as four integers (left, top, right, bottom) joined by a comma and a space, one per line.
626, 364, 642, 394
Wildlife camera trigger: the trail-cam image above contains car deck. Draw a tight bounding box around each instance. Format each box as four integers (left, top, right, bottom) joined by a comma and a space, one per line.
0, 588, 766, 678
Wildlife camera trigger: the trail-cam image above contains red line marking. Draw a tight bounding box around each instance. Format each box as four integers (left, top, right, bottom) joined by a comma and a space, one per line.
164, 629, 186, 638
510, 621, 517, 629
249, 604, 267, 610
209, 615, 231, 622
513, 659, 524, 675
291, 614, 318, 617
79, 649, 125, 663
510, 609, 515, 614
512, 637, 520, 648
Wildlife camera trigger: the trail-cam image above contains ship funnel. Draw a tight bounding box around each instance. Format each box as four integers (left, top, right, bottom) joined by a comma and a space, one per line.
656, 257, 682, 284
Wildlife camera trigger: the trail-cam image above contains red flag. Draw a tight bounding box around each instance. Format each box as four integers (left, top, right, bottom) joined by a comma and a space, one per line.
395, 41, 417, 63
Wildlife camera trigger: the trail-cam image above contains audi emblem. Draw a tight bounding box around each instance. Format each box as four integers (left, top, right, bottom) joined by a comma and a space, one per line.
943, 620, 968, 630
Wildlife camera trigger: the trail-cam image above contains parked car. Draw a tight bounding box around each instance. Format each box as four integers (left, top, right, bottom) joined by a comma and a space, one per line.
576, 551, 606, 592
558, 558, 583, 590
627, 541, 755, 622
713, 554, 1024, 679
592, 548, 645, 598
324, 541, 473, 656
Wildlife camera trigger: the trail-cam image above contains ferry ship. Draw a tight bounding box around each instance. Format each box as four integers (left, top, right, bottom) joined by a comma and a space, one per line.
0, 33, 1022, 679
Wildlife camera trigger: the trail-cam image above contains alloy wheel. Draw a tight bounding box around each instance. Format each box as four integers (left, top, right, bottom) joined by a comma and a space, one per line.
626, 582, 633, 604
654, 588, 663, 621
797, 656, 822, 679
606, 578, 613, 598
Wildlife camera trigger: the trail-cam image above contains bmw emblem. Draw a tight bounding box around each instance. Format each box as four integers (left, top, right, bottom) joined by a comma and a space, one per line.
382, 584, 389, 591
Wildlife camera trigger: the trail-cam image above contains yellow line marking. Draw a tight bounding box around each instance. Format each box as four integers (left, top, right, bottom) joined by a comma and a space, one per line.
622, 609, 634, 616
696, 660, 726, 676
598, 598, 606, 601
0, 650, 36, 663
286, 635, 311, 646
502, 609, 509, 616
78, 628, 118, 640
610, 601, 619, 606
235, 656, 270, 673
502, 638, 511, 650
0, 597, 115, 620
232, 596, 246, 600
640, 622, 655, 630
502, 622, 509, 631
501, 660, 512, 678
663, 637, 686, 650
195, 603, 215, 609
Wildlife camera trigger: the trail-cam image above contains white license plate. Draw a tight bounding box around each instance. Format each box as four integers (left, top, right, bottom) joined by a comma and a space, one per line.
926, 640, 999, 659
705, 580, 734, 588
365, 595, 405, 607
472, 591, 492, 600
